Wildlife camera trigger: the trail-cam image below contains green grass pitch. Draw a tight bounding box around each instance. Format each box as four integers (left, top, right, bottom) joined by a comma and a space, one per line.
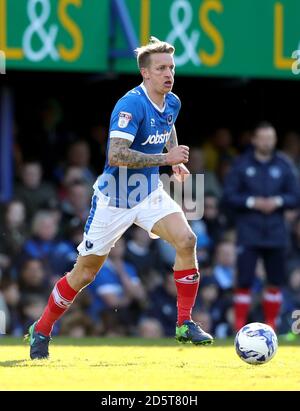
0, 338, 299, 390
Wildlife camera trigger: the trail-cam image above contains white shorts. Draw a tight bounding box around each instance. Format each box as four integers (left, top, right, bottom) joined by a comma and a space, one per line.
77, 186, 183, 256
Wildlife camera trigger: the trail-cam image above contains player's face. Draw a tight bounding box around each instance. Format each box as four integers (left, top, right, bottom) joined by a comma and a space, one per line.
253, 127, 277, 155
144, 53, 175, 94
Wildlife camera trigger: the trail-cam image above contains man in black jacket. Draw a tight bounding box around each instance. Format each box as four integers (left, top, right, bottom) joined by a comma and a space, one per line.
223, 122, 300, 331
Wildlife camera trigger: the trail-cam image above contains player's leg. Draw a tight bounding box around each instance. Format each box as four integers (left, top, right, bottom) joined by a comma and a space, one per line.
234, 246, 258, 331
151, 212, 213, 345
150, 212, 213, 345
135, 188, 213, 344
67, 254, 108, 291
35, 254, 107, 334
262, 247, 284, 330
27, 190, 136, 359
151, 211, 197, 270
27, 253, 107, 360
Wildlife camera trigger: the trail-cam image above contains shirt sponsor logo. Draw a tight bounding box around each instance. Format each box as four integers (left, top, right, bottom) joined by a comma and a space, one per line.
118, 112, 132, 128
141, 130, 171, 145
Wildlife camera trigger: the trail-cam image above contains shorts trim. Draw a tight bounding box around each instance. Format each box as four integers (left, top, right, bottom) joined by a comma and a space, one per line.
84, 194, 99, 234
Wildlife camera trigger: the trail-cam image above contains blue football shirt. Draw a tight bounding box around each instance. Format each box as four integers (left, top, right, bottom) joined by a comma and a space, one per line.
95, 83, 181, 208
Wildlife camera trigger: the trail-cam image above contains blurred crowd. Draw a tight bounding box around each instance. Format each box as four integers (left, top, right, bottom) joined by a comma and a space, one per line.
1, 112, 300, 339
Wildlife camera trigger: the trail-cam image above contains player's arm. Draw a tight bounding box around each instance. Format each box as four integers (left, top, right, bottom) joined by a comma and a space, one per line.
165, 125, 178, 151
108, 138, 189, 168
166, 125, 190, 179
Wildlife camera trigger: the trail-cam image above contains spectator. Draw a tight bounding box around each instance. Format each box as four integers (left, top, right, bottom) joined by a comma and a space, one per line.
34, 98, 70, 177
5, 117, 300, 338
287, 215, 300, 273
197, 276, 220, 313
89, 123, 108, 174
23, 211, 58, 255
67, 140, 95, 177
223, 121, 300, 331
20, 295, 47, 333
146, 273, 177, 336
202, 127, 237, 172
280, 268, 300, 334
21, 211, 60, 277
280, 131, 300, 175
60, 181, 91, 234
137, 318, 164, 338
236, 129, 253, 153
58, 166, 90, 201
14, 161, 57, 222
0, 200, 27, 270
186, 147, 222, 198
196, 276, 231, 333
216, 152, 234, 186
54, 140, 96, 185
100, 310, 128, 337
157, 238, 176, 270
88, 238, 146, 334
202, 193, 227, 250
191, 219, 212, 268
60, 311, 94, 337
125, 226, 162, 289
0, 279, 22, 336
214, 306, 235, 338
19, 259, 50, 298
212, 241, 236, 291
49, 221, 84, 282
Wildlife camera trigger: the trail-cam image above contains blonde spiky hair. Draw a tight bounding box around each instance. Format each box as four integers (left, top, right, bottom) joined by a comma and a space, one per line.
134, 36, 175, 69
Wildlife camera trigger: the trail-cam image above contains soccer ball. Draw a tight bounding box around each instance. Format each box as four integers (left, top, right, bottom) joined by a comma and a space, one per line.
234, 322, 278, 365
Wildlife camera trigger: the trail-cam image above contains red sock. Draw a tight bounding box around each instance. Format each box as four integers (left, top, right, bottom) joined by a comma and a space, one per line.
174, 268, 200, 326
263, 287, 282, 330
35, 275, 78, 336
234, 288, 251, 331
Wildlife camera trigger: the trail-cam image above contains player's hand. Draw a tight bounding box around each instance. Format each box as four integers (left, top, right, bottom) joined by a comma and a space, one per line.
254, 197, 278, 214
172, 164, 190, 182
261, 198, 280, 214
166, 145, 189, 165
253, 197, 267, 212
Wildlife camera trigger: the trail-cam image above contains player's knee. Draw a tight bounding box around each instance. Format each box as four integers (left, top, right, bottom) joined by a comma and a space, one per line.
81, 268, 98, 285
74, 261, 100, 286
174, 231, 197, 253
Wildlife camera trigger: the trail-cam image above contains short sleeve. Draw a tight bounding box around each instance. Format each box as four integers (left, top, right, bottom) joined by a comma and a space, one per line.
109, 94, 144, 143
